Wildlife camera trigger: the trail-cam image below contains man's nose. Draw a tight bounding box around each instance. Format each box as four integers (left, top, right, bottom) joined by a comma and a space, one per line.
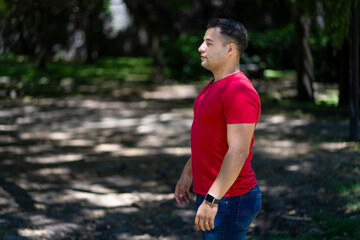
198, 42, 206, 53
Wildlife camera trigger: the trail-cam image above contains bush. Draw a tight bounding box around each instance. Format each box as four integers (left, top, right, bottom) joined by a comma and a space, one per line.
0, 56, 153, 98
246, 23, 340, 84
246, 24, 296, 70
161, 27, 296, 80
311, 24, 339, 83
161, 24, 339, 84
161, 34, 208, 81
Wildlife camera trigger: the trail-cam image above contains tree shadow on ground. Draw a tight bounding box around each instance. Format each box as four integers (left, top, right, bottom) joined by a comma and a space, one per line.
0, 79, 359, 239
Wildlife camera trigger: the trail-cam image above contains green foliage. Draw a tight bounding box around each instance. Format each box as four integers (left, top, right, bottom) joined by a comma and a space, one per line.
295, 0, 318, 16
331, 182, 360, 197
310, 23, 339, 83
315, 92, 339, 106
0, 227, 17, 238
246, 24, 296, 69
263, 69, 296, 79
270, 234, 312, 240
161, 34, 208, 80
0, 0, 112, 68
0, 0, 9, 19
0, 56, 152, 97
269, 216, 360, 239
321, 0, 355, 52
168, 0, 193, 11
299, 0, 358, 53
296, 0, 357, 52
329, 178, 360, 213
269, 215, 360, 239
260, 91, 348, 120
247, 17, 345, 83
320, 217, 360, 238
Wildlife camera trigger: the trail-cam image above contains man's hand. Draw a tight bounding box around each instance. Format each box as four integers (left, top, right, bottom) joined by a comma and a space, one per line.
194, 201, 218, 231
175, 174, 192, 205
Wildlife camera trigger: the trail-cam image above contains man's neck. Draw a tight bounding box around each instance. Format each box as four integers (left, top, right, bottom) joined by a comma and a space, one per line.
212, 66, 240, 83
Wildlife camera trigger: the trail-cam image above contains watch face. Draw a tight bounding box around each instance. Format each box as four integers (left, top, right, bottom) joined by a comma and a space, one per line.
205, 193, 219, 204
205, 194, 215, 203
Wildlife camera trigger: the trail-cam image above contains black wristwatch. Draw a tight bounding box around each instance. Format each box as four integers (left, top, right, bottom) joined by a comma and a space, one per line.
205, 193, 220, 204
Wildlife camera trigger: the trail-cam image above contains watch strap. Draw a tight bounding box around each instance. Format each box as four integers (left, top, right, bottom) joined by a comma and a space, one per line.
205, 193, 220, 204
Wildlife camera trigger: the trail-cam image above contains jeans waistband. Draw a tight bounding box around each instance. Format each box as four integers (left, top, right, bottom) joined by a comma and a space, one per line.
197, 184, 261, 200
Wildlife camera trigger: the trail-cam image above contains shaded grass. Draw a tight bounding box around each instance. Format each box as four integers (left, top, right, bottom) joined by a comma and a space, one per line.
0, 55, 152, 80
260, 94, 348, 120
310, 135, 360, 216
0, 64, 359, 239
269, 217, 360, 240
257, 75, 360, 239
264, 69, 296, 79
330, 181, 360, 213
320, 217, 360, 239
0, 56, 153, 97
0, 228, 18, 238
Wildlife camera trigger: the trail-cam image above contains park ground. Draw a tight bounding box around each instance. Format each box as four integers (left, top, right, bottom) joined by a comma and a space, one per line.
0, 75, 359, 240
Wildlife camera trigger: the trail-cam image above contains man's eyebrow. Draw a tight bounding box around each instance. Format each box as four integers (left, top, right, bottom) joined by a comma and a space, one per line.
204, 38, 215, 42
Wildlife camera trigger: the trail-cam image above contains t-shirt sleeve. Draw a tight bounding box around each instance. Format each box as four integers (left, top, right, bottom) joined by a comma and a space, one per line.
223, 86, 260, 124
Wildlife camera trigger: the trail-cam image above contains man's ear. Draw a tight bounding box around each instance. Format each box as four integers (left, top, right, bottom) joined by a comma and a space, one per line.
227, 43, 236, 55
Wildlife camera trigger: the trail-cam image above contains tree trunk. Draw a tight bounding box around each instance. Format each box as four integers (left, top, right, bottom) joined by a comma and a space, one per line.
349, 0, 359, 141
123, 0, 165, 81
35, 5, 47, 70
338, 41, 350, 106
78, 0, 94, 64
19, 24, 30, 55
36, 48, 47, 70
149, 24, 164, 81
84, 21, 94, 64
199, 0, 213, 24
295, 13, 315, 101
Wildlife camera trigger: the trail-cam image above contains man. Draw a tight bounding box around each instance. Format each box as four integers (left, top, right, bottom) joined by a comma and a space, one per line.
174, 18, 261, 240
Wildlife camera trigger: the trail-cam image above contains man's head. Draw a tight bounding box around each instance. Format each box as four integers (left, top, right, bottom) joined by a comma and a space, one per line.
206, 18, 248, 55
198, 18, 248, 72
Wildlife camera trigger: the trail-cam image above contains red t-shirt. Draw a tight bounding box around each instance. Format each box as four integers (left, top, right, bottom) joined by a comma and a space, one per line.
191, 72, 261, 196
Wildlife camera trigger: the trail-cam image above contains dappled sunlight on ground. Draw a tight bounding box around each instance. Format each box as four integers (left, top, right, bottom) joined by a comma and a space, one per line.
142, 85, 199, 100
0, 81, 359, 239
0, 88, 199, 239
25, 154, 84, 164
60, 190, 174, 208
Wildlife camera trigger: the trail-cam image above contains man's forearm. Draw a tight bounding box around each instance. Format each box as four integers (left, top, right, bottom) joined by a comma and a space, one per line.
175, 156, 193, 204
207, 151, 248, 199
181, 157, 192, 178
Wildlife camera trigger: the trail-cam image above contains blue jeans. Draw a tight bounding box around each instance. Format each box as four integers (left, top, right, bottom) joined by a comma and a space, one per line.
195, 185, 261, 240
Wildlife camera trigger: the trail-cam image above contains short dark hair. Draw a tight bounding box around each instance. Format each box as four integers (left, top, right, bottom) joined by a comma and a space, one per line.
207, 18, 248, 55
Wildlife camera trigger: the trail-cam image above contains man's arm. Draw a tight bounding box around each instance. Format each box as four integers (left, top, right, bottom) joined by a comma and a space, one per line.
208, 123, 255, 198
175, 157, 192, 205
194, 123, 255, 231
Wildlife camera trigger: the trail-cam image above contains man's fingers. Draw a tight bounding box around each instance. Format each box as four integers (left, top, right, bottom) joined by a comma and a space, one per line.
210, 219, 215, 229
194, 215, 200, 231
175, 194, 181, 204
176, 196, 184, 204
175, 192, 189, 205
174, 189, 180, 204
195, 214, 207, 231
185, 192, 190, 202
199, 220, 205, 231
182, 193, 189, 203
204, 221, 211, 231
195, 218, 212, 231
195, 202, 218, 231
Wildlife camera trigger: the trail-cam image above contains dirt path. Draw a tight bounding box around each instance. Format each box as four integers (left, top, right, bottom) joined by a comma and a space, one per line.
0, 81, 359, 239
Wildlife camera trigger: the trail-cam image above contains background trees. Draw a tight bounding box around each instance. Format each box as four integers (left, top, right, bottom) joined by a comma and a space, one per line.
0, 0, 358, 138
0, 2, 358, 239
0, 0, 111, 69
